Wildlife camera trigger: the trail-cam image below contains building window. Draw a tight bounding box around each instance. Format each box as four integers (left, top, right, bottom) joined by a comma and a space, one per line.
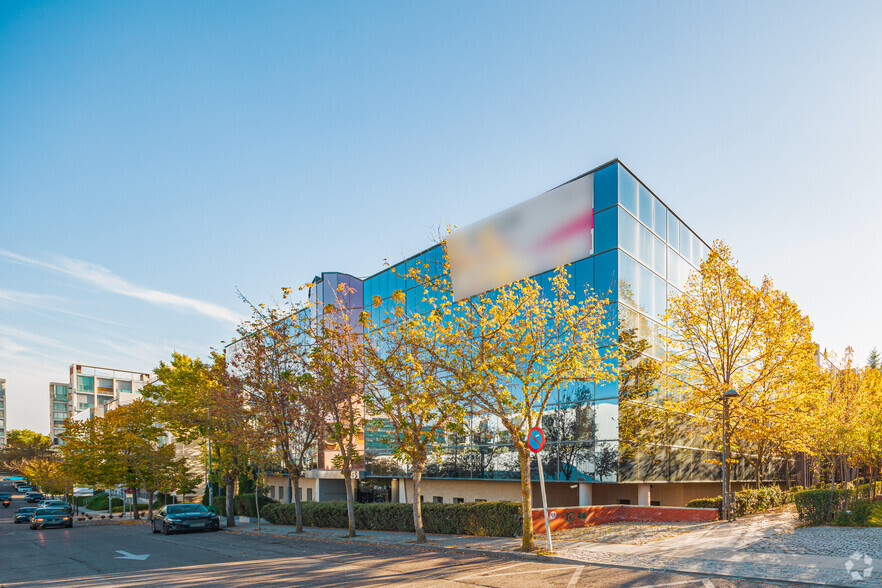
619, 499, 631, 505
77, 376, 94, 393
269, 487, 275, 499
307, 488, 313, 501
433, 496, 443, 503
475, 499, 486, 503
651, 500, 661, 506
453, 497, 464, 504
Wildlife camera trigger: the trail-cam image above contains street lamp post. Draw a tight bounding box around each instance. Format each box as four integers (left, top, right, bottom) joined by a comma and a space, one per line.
721, 388, 739, 521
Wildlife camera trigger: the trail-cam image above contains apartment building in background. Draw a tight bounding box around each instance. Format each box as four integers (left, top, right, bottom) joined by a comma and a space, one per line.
51, 363, 150, 444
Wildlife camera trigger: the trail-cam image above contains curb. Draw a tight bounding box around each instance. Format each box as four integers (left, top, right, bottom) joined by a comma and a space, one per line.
221, 526, 853, 587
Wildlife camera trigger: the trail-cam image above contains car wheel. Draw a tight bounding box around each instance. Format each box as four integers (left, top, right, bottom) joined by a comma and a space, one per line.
66, 522, 73, 528
161, 522, 171, 535
152, 521, 159, 534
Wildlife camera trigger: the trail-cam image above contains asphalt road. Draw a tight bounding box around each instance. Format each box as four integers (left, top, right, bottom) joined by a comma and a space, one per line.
0, 482, 782, 588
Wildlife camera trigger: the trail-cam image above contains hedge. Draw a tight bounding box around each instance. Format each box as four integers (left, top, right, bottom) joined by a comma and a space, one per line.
686, 485, 799, 518
261, 501, 522, 537
793, 488, 868, 525
213, 493, 277, 518
86, 495, 123, 511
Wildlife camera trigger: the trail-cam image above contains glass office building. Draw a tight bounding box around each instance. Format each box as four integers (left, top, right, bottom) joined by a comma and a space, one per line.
293, 160, 770, 505
0, 378, 6, 447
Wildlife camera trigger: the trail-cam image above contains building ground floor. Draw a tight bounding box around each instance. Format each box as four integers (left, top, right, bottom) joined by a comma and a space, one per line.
261, 471, 754, 509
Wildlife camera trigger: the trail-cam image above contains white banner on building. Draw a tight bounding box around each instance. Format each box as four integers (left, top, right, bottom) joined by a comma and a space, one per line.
447, 173, 594, 300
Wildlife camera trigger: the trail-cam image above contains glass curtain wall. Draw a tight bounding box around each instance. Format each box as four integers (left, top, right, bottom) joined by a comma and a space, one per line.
358, 162, 769, 485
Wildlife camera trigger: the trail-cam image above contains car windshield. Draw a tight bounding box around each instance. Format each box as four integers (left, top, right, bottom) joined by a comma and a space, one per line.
17, 508, 37, 513
167, 505, 209, 515
34, 509, 68, 516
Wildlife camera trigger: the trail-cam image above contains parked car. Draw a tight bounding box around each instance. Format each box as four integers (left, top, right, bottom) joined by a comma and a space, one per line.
15, 485, 32, 494
0, 492, 10, 501
26, 492, 45, 503
14, 507, 37, 523
30, 508, 73, 530
37, 500, 73, 514
151, 504, 220, 535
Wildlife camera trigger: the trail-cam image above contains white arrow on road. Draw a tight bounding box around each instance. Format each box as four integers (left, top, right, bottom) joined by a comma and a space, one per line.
115, 550, 150, 561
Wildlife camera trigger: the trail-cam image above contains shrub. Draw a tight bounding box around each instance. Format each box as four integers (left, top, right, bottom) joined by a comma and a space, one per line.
261, 500, 521, 537
794, 488, 855, 525
234, 493, 277, 518
210, 494, 276, 518
687, 486, 795, 519
833, 499, 873, 526
686, 497, 722, 510
86, 495, 123, 511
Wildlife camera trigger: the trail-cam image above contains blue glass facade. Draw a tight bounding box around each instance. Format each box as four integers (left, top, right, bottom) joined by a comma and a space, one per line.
312, 160, 773, 485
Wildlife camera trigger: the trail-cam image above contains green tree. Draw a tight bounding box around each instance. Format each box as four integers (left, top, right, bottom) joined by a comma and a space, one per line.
1, 429, 52, 468
867, 347, 880, 369
143, 352, 252, 527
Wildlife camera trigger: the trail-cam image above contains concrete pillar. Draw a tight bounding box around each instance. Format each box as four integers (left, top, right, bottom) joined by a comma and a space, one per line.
391, 479, 399, 504
578, 483, 593, 506
315, 478, 322, 503
637, 483, 651, 506
398, 478, 407, 504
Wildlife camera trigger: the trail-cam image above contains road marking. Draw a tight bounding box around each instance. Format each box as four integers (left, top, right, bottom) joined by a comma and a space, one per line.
567, 565, 583, 587
635, 580, 715, 588
115, 550, 150, 560
454, 562, 528, 579
457, 564, 579, 580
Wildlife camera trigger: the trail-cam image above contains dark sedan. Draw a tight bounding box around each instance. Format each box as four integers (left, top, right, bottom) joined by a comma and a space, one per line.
151, 504, 220, 535
14, 507, 37, 523
26, 492, 45, 503
30, 508, 73, 530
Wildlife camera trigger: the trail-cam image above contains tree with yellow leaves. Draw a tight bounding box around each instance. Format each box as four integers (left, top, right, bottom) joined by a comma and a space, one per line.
360, 281, 468, 543
664, 241, 820, 492
405, 252, 613, 552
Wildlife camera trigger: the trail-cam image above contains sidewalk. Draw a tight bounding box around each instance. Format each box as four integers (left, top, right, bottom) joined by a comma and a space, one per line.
220, 506, 882, 587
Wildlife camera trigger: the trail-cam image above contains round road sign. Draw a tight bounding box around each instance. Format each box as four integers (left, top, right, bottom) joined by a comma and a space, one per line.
527, 427, 545, 453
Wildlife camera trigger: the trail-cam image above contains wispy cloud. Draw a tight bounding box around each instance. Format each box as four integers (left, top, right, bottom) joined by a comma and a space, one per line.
0, 250, 243, 325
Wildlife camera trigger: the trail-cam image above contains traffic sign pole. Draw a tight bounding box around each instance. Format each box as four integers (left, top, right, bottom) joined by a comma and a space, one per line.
527, 426, 553, 553
536, 452, 553, 553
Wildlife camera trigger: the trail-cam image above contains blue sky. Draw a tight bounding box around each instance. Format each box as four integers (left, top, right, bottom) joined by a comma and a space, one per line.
2, 1, 881, 433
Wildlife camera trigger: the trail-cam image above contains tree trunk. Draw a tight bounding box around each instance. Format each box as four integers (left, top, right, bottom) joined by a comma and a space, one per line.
147, 490, 155, 522
132, 491, 140, 520
826, 456, 836, 522
226, 479, 236, 527
293, 475, 303, 533
412, 465, 426, 543
342, 470, 356, 537
255, 489, 261, 530
517, 447, 534, 552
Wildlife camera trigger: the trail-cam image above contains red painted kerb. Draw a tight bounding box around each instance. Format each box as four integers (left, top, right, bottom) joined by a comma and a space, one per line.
532, 505, 718, 533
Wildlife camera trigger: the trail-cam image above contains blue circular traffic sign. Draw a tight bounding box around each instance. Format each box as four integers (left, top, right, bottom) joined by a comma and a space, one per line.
527, 427, 545, 453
